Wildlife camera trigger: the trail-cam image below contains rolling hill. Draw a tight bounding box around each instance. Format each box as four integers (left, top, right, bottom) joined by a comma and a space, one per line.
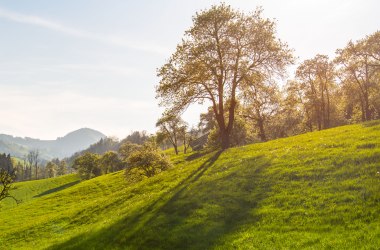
0, 121, 379, 249
0, 128, 106, 160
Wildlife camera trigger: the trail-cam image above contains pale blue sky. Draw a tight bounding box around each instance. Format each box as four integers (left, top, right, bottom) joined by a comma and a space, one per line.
0, 0, 379, 139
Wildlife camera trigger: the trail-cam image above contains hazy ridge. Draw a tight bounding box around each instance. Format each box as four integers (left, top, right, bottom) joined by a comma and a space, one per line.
0, 128, 106, 160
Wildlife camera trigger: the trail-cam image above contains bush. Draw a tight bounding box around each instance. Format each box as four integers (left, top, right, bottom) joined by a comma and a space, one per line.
125, 142, 172, 182
99, 151, 123, 174
73, 153, 101, 180
0, 169, 19, 204
118, 142, 142, 162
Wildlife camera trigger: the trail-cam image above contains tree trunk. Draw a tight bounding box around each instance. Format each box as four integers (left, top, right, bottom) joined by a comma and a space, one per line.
359, 96, 366, 122
320, 84, 326, 129
325, 84, 330, 128
214, 108, 231, 150
220, 129, 230, 150
257, 118, 267, 142
364, 91, 370, 121
183, 137, 187, 154
316, 104, 322, 131
223, 93, 237, 150
364, 55, 371, 121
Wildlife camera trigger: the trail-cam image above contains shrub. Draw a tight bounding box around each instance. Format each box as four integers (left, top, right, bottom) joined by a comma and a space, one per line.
125, 142, 172, 182
99, 151, 123, 174
73, 153, 101, 180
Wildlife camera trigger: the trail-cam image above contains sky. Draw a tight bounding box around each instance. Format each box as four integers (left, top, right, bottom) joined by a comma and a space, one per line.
0, 0, 379, 140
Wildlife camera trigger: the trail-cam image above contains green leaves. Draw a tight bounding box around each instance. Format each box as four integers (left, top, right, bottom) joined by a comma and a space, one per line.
156, 4, 293, 148
73, 153, 101, 180
125, 142, 172, 182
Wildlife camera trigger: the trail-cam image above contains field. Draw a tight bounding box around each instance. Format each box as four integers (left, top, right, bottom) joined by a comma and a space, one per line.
0, 121, 380, 249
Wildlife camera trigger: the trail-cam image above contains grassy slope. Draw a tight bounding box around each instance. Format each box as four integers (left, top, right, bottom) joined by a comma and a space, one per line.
0, 121, 380, 249
1, 174, 80, 209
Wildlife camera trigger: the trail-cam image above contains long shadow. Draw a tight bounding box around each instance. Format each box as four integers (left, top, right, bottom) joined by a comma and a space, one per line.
93, 150, 224, 233
48, 151, 273, 249
132, 150, 223, 216
33, 180, 81, 198
185, 149, 212, 161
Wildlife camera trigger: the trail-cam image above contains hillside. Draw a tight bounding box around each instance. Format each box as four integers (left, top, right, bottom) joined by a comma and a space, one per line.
0, 121, 379, 249
0, 174, 80, 209
0, 128, 106, 160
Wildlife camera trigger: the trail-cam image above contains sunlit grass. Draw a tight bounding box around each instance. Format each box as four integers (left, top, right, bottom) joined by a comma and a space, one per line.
0, 121, 379, 249
1, 174, 80, 209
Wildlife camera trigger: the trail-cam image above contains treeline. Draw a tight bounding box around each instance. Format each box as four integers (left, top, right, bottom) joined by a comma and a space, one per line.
0, 131, 150, 183
155, 4, 380, 150
7, 150, 69, 181
0, 153, 13, 173
44, 131, 151, 180
0, 154, 16, 202
65, 131, 150, 166
1, 131, 150, 182
72, 135, 170, 182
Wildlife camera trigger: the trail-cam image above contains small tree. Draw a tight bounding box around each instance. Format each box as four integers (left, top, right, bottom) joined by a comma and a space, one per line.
73, 153, 101, 180
118, 142, 142, 162
57, 160, 68, 176
99, 151, 122, 174
242, 79, 281, 141
0, 169, 18, 204
180, 126, 197, 154
125, 142, 172, 182
26, 150, 39, 180
45, 162, 57, 178
14, 161, 24, 181
156, 112, 187, 155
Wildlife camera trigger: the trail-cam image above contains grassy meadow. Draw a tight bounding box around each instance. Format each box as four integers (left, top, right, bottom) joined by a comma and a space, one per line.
0, 121, 380, 249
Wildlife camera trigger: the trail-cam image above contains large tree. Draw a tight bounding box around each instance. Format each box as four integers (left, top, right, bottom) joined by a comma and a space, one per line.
241, 78, 281, 141
294, 54, 336, 130
99, 151, 122, 174
73, 153, 101, 180
335, 31, 380, 121
156, 4, 293, 149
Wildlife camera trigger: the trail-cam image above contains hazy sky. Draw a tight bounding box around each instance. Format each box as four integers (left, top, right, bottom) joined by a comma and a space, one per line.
0, 0, 379, 139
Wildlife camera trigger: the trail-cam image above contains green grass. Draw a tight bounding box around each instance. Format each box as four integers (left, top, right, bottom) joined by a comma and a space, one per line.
1, 174, 80, 209
1, 121, 380, 249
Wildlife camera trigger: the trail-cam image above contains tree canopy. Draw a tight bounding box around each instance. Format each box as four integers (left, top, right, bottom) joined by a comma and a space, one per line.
156, 4, 294, 149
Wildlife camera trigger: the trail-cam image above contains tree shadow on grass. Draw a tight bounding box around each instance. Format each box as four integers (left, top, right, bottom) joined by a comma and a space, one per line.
185, 149, 213, 161
33, 180, 81, 198
48, 151, 273, 250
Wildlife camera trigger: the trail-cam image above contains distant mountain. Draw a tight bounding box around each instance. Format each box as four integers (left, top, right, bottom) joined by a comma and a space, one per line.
0, 128, 106, 160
